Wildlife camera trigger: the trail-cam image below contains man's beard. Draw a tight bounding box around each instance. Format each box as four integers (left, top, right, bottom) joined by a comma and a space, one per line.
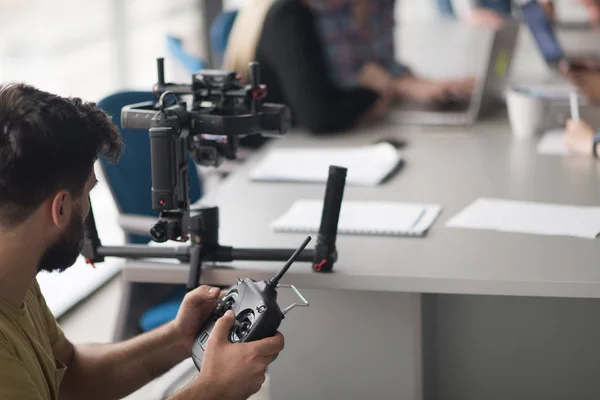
38, 208, 85, 273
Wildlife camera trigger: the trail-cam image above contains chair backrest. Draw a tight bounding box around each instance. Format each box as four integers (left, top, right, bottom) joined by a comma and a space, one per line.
166, 35, 206, 73
166, 10, 238, 74
209, 10, 239, 67
97, 91, 202, 243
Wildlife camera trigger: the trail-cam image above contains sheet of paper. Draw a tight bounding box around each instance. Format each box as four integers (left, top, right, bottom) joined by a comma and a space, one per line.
446, 198, 600, 239
38, 258, 123, 318
537, 129, 569, 155
272, 199, 441, 237
249, 143, 402, 186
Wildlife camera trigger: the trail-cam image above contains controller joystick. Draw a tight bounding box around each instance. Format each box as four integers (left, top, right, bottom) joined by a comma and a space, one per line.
191, 236, 312, 370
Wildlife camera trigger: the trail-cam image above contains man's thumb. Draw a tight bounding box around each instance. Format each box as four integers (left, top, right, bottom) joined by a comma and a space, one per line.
210, 310, 235, 344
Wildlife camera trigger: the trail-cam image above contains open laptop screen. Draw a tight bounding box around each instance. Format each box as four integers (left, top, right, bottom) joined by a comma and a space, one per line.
521, 0, 565, 65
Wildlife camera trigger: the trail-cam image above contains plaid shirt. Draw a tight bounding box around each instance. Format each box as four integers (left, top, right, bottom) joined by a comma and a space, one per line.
312, 0, 410, 88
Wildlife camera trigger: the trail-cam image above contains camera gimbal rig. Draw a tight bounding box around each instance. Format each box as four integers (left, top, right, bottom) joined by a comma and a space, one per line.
82, 58, 346, 290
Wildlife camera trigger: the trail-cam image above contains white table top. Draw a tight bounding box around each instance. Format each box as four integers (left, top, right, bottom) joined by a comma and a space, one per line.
122, 22, 600, 299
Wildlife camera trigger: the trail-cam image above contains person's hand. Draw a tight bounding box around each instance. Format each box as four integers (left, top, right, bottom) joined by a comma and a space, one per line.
358, 62, 395, 98
395, 75, 447, 105
395, 75, 475, 106
565, 118, 596, 154
173, 285, 221, 353
573, 0, 600, 25
360, 91, 393, 124
198, 310, 285, 400
465, 8, 505, 29
538, 1, 556, 22
560, 58, 600, 103
442, 77, 476, 98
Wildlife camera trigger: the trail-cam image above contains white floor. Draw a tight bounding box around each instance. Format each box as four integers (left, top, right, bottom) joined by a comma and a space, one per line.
58, 274, 270, 400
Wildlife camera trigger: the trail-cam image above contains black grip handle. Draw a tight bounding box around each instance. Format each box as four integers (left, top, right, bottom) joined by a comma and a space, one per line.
81, 201, 104, 264
149, 127, 177, 210
313, 165, 347, 272
186, 246, 202, 292
157, 58, 165, 86
250, 62, 260, 88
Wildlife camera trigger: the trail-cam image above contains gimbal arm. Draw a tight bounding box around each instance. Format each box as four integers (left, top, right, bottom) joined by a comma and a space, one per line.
82, 166, 346, 289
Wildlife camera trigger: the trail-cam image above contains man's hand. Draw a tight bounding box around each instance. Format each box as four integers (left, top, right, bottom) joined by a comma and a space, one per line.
357, 62, 395, 122
573, 0, 600, 25
358, 62, 395, 98
538, 1, 556, 22
565, 118, 596, 155
173, 285, 221, 353
466, 8, 505, 29
361, 94, 393, 123
560, 58, 600, 103
194, 310, 285, 400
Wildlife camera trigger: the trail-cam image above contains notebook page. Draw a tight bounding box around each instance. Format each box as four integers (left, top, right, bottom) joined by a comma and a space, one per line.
249, 143, 402, 186
537, 129, 569, 155
272, 200, 442, 236
446, 198, 600, 239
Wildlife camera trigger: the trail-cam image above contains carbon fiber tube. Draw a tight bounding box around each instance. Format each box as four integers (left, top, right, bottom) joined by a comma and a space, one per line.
97, 245, 189, 261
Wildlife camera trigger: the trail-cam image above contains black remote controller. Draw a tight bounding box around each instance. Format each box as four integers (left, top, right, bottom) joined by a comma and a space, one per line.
191, 236, 312, 370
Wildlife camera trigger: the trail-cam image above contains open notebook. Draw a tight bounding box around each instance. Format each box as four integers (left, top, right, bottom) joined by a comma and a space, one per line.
249, 143, 403, 186
537, 129, 569, 155
272, 200, 442, 237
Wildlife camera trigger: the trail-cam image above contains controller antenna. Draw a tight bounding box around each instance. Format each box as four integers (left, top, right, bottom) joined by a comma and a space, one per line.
268, 236, 312, 287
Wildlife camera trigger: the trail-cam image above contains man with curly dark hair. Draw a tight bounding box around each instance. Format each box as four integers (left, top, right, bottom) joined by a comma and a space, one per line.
0, 83, 283, 400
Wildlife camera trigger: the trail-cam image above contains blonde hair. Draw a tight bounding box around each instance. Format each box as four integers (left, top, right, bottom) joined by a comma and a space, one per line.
223, 0, 277, 82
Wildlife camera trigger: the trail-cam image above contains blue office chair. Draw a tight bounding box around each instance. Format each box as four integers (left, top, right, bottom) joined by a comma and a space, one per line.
166, 35, 206, 73
97, 91, 203, 244
167, 10, 238, 73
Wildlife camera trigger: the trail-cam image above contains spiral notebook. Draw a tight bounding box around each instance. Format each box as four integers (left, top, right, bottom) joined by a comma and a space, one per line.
249, 143, 402, 186
271, 200, 442, 237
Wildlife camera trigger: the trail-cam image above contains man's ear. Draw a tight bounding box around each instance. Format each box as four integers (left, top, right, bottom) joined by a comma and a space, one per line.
50, 190, 73, 229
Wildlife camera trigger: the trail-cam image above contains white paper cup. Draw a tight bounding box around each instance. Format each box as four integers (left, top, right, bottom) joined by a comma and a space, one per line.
506, 88, 548, 139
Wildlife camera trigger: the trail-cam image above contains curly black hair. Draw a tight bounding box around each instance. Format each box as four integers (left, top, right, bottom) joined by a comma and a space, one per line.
0, 83, 122, 228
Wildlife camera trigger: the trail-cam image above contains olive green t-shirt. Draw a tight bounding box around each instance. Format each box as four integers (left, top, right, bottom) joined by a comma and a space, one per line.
0, 280, 67, 400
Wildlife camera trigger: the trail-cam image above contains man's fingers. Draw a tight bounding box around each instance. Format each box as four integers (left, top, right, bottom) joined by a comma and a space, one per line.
568, 57, 600, 72
182, 285, 220, 307
208, 310, 235, 345
247, 332, 285, 357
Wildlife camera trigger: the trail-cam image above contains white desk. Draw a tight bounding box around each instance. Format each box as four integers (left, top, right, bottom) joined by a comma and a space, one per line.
111, 22, 600, 400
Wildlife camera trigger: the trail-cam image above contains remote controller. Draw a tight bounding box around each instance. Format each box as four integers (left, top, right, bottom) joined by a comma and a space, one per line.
191, 236, 312, 370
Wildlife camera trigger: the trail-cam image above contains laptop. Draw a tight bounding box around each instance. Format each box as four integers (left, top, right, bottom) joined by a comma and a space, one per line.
391, 20, 520, 126
520, 0, 600, 70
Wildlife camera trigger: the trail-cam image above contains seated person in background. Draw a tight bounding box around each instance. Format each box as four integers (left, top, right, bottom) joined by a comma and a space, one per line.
224, 0, 474, 134
561, 58, 600, 155
562, 58, 600, 103
436, 0, 600, 28
0, 83, 283, 400
564, 118, 599, 156
576, 0, 600, 24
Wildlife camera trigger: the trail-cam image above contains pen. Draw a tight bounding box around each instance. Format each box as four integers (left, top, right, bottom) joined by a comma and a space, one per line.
569, 90, 580, 121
